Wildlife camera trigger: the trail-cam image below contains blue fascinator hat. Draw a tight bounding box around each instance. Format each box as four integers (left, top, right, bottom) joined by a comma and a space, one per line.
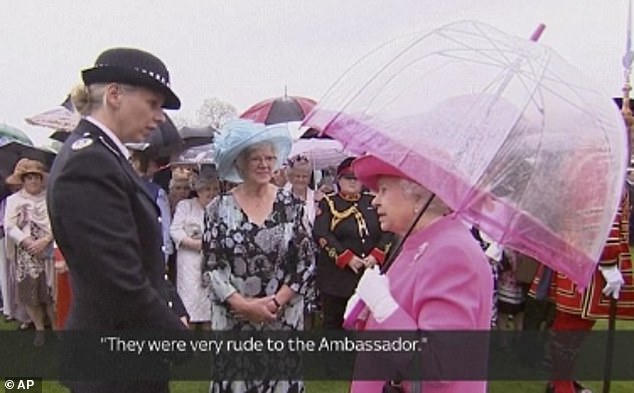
214, 119, 292, 183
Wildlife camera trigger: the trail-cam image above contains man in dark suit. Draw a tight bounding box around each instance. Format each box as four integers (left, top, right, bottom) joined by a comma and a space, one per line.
47, 47, 188, 393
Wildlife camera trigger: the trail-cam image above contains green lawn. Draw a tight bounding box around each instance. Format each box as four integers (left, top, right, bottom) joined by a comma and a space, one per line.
4, 379, 631, 393
2, 317, 632, 392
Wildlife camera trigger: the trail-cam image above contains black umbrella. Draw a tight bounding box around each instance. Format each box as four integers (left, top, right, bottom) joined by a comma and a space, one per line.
0, 141, 57, 182
125, 113, 184, 160
49, 130, 70, 142
144, 113, 183, 158
178, 126, 216, 149
49, 111, 184, 153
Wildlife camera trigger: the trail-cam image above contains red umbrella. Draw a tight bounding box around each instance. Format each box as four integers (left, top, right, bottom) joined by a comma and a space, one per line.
240, 94, 316, 125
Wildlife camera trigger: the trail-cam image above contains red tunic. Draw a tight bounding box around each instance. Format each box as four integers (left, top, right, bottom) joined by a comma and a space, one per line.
530, 192, 634, 320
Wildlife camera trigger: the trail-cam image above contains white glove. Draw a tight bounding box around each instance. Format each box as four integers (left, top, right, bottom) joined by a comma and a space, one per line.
484, 242, 503, 262
355, 266, 398, 322
598, 265, 625, 300
479, 232, 503, 262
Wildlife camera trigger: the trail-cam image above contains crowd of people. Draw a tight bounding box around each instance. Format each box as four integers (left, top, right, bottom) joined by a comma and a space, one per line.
0, 46, 633, 393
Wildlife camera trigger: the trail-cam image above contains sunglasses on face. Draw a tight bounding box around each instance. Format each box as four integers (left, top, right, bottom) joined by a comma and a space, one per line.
340, 174, 357, 180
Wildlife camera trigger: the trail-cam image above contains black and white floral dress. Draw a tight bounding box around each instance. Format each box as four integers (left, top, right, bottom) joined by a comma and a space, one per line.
202, 188, 314, 393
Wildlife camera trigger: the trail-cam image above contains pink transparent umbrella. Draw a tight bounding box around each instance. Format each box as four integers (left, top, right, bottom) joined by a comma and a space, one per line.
304, 20, 628, 290
290, 138, 351, 170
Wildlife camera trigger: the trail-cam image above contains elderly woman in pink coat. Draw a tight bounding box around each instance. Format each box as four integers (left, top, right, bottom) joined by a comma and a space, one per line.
345, 155, 493, 393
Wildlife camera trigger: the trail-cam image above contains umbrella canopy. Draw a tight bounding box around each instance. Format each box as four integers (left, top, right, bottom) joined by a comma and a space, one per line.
304, 20, 628, 289
0, 123, 32, 146
49, 130, 71, 143
290, 138, 351, 170
25, 106, 79, 132
145, 113, 182, 158
240, 95, 316, 125
0, 141, 57, 182
126, 113, 183, 159
171, 144, 215, 165
179, 125, 216, 149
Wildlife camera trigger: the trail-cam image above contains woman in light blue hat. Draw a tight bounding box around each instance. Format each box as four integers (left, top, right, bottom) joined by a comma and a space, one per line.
202, 119, 314, 393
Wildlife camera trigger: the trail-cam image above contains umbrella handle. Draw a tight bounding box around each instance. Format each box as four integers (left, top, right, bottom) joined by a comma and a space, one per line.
342, 194, 436, 330
380, 194, 435, 274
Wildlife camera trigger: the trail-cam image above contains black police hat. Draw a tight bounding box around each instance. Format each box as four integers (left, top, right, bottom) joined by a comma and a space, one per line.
82, 47, 181, 109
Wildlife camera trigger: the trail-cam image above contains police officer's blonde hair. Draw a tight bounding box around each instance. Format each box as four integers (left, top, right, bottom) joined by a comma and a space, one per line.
71, 82, 137, 116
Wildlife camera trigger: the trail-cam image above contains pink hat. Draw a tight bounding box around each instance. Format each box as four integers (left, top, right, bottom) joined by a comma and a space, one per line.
352, 155, 411, 191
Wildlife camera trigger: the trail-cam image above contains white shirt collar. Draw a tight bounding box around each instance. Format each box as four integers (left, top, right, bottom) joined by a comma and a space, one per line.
85, 116, 131, 159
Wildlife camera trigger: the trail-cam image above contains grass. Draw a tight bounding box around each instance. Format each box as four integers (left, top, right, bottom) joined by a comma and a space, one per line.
7, 379, 631, 393
2, 311, 632, 392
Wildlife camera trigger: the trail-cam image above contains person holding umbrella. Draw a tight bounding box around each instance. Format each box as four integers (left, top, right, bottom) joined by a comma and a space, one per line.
303, 20, 630, 393
344, 155, 493, 393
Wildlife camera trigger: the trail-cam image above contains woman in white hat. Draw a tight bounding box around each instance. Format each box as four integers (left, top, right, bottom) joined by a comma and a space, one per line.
203, 119, 314, 393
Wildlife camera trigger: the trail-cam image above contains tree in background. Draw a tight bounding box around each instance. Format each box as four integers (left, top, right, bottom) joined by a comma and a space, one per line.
196, 97, 237, 130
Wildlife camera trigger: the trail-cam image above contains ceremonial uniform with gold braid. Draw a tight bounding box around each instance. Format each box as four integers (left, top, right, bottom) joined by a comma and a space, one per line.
528, 189, 634, 393
314, 191, 393, 329
529, 190, 634, 320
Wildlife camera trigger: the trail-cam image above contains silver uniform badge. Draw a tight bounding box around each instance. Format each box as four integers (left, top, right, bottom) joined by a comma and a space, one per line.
71, 138, 93, 150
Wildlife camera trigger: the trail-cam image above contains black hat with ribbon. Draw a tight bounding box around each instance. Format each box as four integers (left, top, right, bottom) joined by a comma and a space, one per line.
82, 47, 181, 109
336, 156, 356, 177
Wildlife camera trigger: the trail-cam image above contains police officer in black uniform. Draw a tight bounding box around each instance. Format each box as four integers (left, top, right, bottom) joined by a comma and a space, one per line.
314, 157, 393, 329
47, 48, 188, 393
